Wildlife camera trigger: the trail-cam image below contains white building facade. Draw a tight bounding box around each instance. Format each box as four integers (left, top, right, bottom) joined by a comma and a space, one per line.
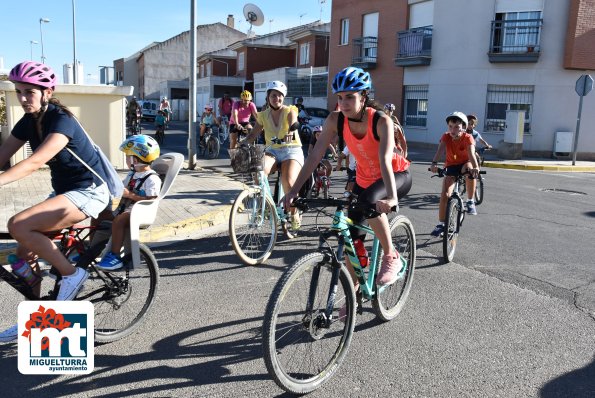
400, 0, 595, 158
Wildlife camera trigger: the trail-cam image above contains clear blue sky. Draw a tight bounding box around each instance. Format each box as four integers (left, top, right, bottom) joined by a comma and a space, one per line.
0, 0, 331, 84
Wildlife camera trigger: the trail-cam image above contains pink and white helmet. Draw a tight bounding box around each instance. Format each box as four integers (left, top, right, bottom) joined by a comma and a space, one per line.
9, 61, 57, 89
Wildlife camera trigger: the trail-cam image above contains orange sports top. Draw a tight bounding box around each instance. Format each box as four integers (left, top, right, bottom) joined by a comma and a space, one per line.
343, 108, 410, 189
440, 132, 474, 167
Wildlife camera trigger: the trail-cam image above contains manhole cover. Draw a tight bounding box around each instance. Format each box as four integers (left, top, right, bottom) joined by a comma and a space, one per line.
539, 188, 587, 195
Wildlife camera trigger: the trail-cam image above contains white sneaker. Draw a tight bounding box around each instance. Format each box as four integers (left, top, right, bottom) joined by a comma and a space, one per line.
0, 325, 18, 343
57, 268, 88, 301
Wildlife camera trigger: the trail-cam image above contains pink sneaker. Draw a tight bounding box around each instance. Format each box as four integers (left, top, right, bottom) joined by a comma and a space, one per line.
377, 252, 407, 286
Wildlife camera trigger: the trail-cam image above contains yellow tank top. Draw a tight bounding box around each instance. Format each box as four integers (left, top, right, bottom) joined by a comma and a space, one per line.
256, 105, 302, 148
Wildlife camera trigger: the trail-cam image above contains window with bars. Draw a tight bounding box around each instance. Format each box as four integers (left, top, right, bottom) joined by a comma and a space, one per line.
491, 11, 542, 53
403, 85, 428, 127
238, 52, 245, 71
484, 84, 534, 133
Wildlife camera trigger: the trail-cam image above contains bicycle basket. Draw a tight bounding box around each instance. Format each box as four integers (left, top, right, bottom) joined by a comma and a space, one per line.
229, 144, 265, 173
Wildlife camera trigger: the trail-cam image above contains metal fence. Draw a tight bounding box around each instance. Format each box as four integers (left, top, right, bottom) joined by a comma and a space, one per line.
286, 67, 329, 97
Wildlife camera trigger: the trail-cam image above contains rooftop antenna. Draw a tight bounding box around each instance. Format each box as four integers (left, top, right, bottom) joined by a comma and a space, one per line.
319, 0, 327, 21
243, 3, 264, 37
269, 19, 274, 33
299, 13, 306, 25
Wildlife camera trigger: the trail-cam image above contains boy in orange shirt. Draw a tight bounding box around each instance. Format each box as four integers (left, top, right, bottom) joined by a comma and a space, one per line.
429, 112, 480, 237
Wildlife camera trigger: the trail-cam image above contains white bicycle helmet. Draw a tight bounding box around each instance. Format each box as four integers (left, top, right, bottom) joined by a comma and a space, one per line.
266, 81, 287, 97
446, 111, 468, 128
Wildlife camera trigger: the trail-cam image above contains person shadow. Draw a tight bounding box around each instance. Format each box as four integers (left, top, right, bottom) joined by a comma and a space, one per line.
540, 355, 595, 397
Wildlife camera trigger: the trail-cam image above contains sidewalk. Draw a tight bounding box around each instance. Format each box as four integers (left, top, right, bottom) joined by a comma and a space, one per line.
1, 148, 594, 251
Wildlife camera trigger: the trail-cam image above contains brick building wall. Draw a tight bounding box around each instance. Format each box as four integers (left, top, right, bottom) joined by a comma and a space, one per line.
328, 0, 408, 112
564, 0, 595, 70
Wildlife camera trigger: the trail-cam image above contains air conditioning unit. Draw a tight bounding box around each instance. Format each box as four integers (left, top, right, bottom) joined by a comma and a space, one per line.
553, 131, 573, 157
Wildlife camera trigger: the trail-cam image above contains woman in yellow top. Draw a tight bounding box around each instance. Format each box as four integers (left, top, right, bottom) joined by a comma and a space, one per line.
244, 80, 304, 229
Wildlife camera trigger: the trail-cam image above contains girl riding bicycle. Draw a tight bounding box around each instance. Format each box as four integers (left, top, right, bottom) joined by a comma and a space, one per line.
285, 66, 412, 287
229, 90, 258, 150
0, 61, 111, 341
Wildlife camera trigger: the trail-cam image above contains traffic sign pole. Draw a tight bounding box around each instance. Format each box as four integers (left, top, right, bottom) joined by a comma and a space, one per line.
572, 74, 594, 165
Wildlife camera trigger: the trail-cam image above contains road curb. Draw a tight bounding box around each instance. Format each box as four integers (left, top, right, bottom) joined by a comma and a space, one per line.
140, 205, 232, 242
483, 161, 595, 172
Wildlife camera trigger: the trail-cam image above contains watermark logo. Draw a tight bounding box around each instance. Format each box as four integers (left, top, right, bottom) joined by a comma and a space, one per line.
18, 301, 94, 375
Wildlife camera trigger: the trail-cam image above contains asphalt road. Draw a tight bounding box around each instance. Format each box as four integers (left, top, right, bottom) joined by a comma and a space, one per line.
1, 124, 594, 397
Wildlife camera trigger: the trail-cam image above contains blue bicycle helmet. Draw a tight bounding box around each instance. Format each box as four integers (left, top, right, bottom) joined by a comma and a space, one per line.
332, 67, 372, 93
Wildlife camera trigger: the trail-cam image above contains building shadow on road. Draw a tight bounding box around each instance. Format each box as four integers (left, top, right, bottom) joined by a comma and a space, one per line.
540, 355, 595, 398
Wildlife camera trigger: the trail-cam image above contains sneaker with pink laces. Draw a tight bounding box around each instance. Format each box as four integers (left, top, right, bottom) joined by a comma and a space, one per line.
377, 252, 407, 286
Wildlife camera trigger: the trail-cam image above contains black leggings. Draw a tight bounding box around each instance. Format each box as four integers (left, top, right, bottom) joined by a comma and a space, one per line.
349, 169, 412, 240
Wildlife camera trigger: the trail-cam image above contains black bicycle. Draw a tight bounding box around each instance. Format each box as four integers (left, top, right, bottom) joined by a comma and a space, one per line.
0, 223, 159, 343
431, 168, 486, 262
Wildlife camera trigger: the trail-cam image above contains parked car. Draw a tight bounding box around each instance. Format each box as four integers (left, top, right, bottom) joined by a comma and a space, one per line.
304, 107, 330, 129
140, 100, 160, 122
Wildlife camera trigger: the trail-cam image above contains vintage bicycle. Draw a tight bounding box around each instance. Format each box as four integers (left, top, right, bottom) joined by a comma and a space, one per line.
262, 196, 416, 394
228, 140, 300, 265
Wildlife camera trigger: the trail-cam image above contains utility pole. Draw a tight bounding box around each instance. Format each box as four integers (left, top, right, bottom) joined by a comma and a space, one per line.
188, 0, 198, 169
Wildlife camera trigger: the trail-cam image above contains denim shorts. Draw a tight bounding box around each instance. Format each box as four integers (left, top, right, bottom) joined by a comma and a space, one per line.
266, 146, 304, 166
61, 183, 110, 219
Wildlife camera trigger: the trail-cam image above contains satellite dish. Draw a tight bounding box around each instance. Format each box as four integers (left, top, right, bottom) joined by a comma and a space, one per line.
243, 3, 264, 35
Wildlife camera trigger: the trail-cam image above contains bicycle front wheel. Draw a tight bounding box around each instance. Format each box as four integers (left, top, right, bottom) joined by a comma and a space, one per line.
206, 137, 220, 159
474, 176, 484, 205
372, 215, 416, 321
76, 241, 159, 343
443, 198, 460, 263
263, 252, 356, 394
229, 188, 278, 265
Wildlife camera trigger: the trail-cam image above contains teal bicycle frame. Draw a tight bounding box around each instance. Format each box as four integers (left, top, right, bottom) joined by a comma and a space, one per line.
324, 205, 386, 301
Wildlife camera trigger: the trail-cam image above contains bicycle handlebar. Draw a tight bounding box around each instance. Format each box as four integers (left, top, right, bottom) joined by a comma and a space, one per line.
428, 167, 486, 178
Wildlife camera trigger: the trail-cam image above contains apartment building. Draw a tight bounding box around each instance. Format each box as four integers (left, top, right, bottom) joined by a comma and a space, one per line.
330, 0, 595, 158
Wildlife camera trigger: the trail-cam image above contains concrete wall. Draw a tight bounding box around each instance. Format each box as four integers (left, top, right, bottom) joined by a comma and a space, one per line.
403, 0, 595, 156
0, 81, 132, 169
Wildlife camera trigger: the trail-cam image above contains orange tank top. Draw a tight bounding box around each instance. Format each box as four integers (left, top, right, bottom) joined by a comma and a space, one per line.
343, 108, 410, 189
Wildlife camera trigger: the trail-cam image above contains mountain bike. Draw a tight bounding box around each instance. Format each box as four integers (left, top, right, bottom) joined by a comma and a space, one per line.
228, 140, 300, 265
431, 168, 486, 263
262, 196, 416, 394
0, 224, 158, 343
199, 124, 220, 159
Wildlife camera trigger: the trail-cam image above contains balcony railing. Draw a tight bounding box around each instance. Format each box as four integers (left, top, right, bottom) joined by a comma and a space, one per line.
352, 36, 378, 69
488, 18, 543, 63
395, 26, 432, 66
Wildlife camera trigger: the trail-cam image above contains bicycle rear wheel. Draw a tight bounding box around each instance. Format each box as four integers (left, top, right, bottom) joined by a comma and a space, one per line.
474, 176, 484, 205
372, 215, 416, 321
76, 241, 159, 343
443, 198, 460, 263
229, 188, 278, 265
263, 252, 356, 394
155, 129, 164, 145
206, 137, 220, 159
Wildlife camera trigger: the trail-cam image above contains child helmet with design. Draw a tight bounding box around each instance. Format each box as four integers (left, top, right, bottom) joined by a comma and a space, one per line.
119, 134, 160, 163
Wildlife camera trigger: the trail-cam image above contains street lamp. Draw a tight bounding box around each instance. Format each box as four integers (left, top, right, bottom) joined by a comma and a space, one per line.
30, 40, 39, 60
39, 17, 50, 63
72, 0, 78, 84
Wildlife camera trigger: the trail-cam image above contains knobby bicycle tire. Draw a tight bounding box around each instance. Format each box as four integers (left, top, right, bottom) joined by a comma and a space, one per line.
229, 188, 278, 265
263, 252, 356, 394
75, 240, 159, 343
372, 215, 416, 321
443, 198, 460, 263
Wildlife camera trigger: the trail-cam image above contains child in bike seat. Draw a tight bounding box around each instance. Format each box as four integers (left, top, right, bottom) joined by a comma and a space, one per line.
429, 112, 480, 237
96, 135, 162, 271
